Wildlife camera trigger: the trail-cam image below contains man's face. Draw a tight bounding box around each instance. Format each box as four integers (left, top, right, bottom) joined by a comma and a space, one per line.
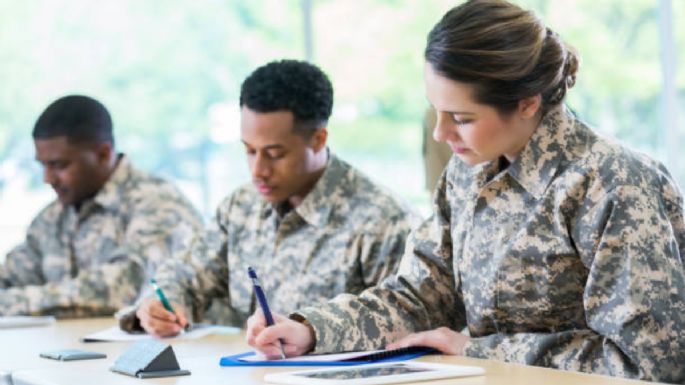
240, 107, 326, 206
34, 136, 111, 206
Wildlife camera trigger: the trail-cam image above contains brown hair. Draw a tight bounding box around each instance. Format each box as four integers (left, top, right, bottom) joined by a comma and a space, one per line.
425, 0, 579, 115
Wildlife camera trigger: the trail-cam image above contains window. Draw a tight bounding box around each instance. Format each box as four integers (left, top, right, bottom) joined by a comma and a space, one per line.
0, 0, 681, 258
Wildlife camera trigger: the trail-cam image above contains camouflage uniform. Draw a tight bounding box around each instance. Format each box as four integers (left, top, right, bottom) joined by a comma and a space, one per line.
294, 107, 685, 383
0, 155, 203, 318
122, 153, 416, 328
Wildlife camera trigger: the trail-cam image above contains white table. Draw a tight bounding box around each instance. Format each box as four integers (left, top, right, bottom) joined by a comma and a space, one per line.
2, 318, 657, 385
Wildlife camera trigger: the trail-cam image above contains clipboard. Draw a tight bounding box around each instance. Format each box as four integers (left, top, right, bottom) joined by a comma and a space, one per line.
220, 346, 437, 367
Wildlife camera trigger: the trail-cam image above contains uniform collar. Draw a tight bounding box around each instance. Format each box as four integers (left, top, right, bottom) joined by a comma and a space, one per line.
90, 154, 133, 211
505, 105, 572, 199
294, 151, 345, 227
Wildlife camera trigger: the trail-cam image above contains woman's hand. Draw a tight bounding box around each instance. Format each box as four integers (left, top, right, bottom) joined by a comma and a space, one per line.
386, 327, 470, 355
246, 310, 316, 359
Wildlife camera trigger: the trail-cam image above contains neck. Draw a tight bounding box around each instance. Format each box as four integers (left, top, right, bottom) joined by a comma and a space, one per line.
287, 150, 328, 208
503, 113, 543, 163
101, 153, 120, 184
71, 153, 120, 212
89, 153, 121, 202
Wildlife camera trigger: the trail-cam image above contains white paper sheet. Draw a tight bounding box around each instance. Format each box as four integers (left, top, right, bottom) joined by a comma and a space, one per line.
81, 323, 240, 342
0, 316, 56, 329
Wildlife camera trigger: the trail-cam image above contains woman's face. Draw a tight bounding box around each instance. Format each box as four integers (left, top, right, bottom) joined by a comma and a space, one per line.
424, 63, 538, 166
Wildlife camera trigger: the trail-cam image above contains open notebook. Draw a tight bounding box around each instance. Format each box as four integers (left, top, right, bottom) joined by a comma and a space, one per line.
220, 346, 438, 367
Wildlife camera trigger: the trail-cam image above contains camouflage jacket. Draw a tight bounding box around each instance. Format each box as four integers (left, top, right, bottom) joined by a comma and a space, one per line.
127, 153, 416, 327
295, 107, 685, 383
0, 155, 203, 318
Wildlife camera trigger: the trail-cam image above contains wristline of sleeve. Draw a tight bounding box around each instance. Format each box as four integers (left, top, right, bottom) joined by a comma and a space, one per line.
289, 312, 319, 354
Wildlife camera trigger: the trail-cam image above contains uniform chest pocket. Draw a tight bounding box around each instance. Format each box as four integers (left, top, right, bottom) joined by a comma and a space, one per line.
495, 251, 587, 331
227, 251, 253, 314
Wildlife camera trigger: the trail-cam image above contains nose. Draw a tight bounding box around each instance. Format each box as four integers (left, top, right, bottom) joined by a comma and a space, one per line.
433, 112, 457, 143
43, 167, 57, 185
251, 153, 272, 180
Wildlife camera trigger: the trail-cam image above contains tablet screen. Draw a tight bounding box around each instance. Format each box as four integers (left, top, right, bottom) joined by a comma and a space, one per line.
294, 364, 431, 380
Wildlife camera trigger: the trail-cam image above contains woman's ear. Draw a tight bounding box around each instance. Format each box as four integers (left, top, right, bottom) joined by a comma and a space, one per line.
518, 94, 542, 119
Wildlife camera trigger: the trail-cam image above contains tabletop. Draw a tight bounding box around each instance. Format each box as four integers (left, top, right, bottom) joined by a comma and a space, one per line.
1, 318, 651, 385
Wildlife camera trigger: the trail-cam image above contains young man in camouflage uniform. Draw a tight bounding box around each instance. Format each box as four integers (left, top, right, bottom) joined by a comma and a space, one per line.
124, 60, 416, 335
0, 95, 203, 318
247, 2, 685, 383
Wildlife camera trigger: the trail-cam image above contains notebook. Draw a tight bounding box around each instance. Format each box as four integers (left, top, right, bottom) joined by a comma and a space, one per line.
0, 316, 56, 329
220, 346, 437, 367
82, 324, 239, 342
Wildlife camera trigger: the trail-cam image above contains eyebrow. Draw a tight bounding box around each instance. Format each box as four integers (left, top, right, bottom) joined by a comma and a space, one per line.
241, 141, 286, 150
35, 158, 66, 164
425, 98, 476, 116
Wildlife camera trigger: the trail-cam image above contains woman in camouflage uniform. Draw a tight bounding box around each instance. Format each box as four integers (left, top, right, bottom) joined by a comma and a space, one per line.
247, 1, 685, 382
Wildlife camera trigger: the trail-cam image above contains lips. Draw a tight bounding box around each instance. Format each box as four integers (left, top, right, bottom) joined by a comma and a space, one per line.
449, 144, 469, 154
52, 186, 68, 197
256, 184, 274, 195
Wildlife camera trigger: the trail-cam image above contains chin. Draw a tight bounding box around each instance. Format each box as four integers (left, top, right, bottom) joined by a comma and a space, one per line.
456, 155, 481, 166
55, 195, 70, 204
260, 193, 283, 204
457, 153, 493, 167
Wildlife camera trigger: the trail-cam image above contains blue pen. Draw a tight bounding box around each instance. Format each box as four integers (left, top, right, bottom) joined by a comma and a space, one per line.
248, 266, 286, 359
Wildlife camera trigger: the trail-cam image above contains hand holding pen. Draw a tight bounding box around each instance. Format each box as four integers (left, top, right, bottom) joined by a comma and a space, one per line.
245, 302, 317, 359
247, 266, 287, 359
135, 279, 189, 337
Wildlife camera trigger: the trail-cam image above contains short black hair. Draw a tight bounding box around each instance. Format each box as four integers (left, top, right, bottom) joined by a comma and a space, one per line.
33, 95, 114, 145
239, 59, 334, 137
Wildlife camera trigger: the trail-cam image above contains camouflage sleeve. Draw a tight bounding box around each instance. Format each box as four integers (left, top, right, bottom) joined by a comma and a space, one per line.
294, 175, 468, 353
358, 217, 413, 287
1, 219, 45, 288
463, 185, 685, 383
0, 195, 200, 318
0, 258, 144, 317
152, 220, 230, 323
117, 195, 237, 332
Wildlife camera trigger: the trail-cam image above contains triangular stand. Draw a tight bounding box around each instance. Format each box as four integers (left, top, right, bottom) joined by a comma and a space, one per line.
110, 340, 190, 378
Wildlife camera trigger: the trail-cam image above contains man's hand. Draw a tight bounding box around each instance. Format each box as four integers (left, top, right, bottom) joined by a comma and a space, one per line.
135, 298, 189, 337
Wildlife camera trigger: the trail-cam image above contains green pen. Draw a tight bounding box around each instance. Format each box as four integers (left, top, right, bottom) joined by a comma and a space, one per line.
150, 279, 186, 329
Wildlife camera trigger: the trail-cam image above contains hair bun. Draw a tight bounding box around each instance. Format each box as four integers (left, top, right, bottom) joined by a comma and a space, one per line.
563, 47, 579, 90
545, 44, 579, 105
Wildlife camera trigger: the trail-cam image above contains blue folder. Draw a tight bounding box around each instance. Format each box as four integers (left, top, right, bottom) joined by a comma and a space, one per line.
219, 346, 437, 367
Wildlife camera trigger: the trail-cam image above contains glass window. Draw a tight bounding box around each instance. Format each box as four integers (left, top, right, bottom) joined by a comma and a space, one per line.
0, 0, 682, 259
